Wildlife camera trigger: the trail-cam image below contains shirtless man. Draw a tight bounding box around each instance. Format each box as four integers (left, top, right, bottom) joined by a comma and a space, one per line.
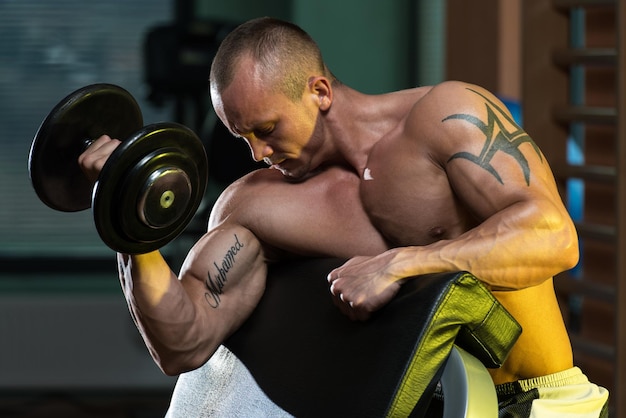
80, 17, 608, 417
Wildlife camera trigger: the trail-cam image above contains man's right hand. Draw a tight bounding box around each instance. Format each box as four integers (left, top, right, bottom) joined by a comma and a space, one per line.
77, 134, 122, 183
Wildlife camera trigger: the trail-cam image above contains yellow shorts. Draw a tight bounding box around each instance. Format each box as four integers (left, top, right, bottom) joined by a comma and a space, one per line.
496, 367, 609, 418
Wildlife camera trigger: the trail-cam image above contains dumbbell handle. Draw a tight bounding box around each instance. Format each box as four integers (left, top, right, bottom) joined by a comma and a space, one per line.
83, 138, 96, 151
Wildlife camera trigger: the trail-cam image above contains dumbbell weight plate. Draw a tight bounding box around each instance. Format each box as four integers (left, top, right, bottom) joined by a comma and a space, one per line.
93, 123, 208, 254
29, 84, 143, 212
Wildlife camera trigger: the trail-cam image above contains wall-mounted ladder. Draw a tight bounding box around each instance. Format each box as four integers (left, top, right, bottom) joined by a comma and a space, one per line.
523, 0, 624, 415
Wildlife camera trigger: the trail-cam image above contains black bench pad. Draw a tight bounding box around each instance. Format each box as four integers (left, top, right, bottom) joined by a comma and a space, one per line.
225, 258, 521, 418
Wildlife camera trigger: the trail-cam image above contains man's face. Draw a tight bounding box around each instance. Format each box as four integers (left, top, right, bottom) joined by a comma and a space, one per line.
211, 57, 323, 180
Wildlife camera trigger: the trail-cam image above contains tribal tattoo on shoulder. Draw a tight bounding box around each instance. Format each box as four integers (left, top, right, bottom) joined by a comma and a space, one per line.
442, 88, 542, 186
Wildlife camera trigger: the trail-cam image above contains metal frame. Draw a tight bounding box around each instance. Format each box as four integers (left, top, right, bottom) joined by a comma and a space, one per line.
440, 346, 498, 418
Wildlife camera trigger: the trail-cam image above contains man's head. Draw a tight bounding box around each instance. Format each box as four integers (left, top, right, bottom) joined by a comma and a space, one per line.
210, 17, 331, 102
209, 17, 336, 180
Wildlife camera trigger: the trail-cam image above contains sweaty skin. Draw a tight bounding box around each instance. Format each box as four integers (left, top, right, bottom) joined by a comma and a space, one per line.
80, 66, 577, 386
212, 71, 578, 384
329, 83, 576, 382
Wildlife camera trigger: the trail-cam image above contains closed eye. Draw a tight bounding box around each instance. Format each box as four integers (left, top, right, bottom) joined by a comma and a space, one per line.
254, 127, 274, 138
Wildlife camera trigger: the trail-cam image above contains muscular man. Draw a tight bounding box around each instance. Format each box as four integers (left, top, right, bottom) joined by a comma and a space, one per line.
80, 17, 608, 417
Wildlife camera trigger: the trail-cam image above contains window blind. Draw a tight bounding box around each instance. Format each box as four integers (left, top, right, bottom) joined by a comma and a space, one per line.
0, 0, 173, 258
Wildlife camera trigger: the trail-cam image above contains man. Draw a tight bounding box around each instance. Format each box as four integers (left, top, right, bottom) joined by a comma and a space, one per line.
80, 17, 608, 417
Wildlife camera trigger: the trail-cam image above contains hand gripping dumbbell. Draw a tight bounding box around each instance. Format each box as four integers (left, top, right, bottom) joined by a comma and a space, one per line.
28, 83, 208, 254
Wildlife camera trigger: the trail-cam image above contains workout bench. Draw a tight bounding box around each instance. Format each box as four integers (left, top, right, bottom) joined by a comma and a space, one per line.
223, 258, 522, 417
29, 85, 521, 416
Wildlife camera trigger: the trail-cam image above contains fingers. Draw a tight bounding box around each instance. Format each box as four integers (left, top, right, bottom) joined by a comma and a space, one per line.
329, 277, 354, 308
327, 257, 402, 322
77, 135, 122, 183
329, 276, 372, 321
326, 262, 347, 284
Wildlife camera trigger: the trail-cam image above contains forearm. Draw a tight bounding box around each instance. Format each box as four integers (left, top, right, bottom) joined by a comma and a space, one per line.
392, 201, 579, 289
118, 251, 177, 309
117, 251, 200, 371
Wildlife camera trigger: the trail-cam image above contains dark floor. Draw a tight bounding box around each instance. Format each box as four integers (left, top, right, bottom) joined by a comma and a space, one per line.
0, 391, 171, 418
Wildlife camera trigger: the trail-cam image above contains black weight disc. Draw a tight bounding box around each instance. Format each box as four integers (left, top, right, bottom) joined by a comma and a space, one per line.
92, 122, 208, 254
29, 84, 143, 212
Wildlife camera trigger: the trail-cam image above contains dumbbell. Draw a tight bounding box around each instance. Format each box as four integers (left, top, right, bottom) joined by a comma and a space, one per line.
28, 83, 208, 254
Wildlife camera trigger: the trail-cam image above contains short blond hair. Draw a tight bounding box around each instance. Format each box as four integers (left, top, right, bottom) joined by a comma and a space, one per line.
210, 17, 333, 102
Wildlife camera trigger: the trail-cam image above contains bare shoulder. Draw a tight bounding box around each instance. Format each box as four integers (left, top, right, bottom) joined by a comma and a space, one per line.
404, 81, 528, 159
420, 80, 504, 107
209, 167, 388, 258
208, 168, 281, 228
408, 81, 513, 126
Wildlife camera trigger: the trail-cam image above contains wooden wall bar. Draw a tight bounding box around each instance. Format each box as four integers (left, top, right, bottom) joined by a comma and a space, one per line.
447, 0, 623, 414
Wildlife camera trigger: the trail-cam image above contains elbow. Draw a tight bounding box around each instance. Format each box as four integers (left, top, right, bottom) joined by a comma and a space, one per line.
552, 215, 580, 274
149, 340, 218, 376
157, 350, 213, 377
160, 361, 191, 377
160, 363, 181, 377
159, 357, 189, 376
561, 227, 580, 272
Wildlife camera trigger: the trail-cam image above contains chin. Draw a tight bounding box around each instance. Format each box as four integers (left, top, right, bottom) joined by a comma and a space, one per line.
275, 163, 312, 182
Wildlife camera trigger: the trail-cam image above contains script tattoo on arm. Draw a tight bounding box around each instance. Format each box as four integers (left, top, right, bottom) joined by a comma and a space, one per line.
204, 234, 245, 308
442, 88, 543, 186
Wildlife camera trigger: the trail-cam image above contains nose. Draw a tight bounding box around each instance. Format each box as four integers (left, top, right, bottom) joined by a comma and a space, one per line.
247, 136, 273, 162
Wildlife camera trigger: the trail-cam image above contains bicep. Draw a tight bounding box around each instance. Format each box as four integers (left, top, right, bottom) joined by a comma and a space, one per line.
445, 130, 555, 220
433, 84, 561, 219
179, 224, 268, 344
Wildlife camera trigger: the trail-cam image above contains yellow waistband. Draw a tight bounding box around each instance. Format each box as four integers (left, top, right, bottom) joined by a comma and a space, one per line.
516, 367, 588, 392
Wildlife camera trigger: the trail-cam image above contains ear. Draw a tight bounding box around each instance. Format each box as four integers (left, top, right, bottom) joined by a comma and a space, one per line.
308, 76, 332, 111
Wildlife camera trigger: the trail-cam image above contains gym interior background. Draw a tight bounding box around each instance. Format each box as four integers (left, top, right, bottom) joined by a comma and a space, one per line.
0, 0, 623, 416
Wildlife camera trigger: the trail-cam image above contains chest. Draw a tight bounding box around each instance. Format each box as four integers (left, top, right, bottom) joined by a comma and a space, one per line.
359, 138, 475, 247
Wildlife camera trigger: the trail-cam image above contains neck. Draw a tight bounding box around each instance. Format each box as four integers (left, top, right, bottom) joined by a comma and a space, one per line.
322, 84, 401, 174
